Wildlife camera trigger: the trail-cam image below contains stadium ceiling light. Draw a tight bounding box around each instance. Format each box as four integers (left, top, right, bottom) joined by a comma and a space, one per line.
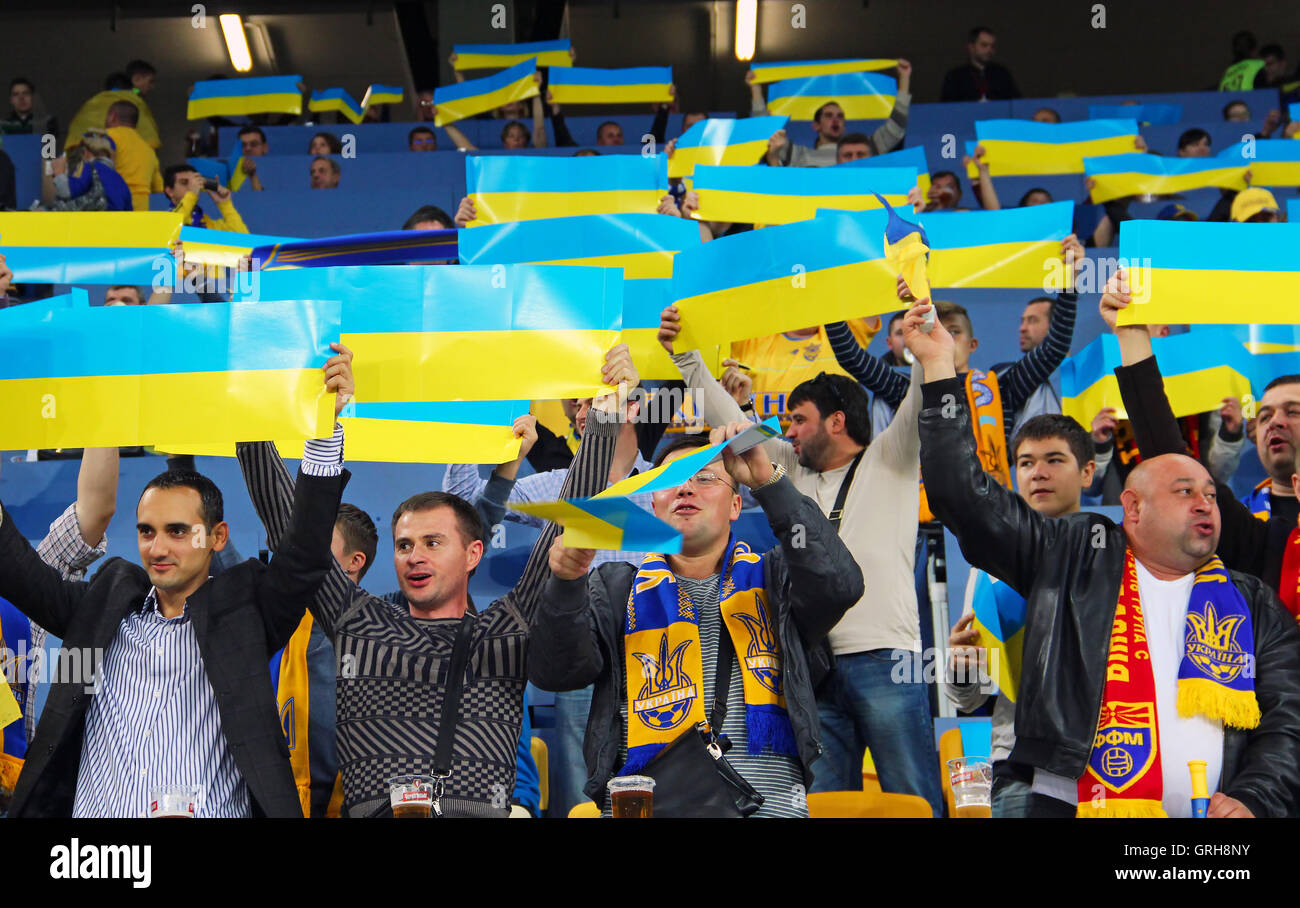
735, 0, 757, 62
220, 14, 253, 72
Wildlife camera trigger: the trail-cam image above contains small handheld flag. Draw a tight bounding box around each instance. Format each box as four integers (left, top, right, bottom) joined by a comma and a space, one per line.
1188, 760, 1209, 818
875, 192, 932, 326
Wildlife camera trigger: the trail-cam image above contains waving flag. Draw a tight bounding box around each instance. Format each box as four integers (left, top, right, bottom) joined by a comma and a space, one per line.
243, 264, 623, 402
1217, 139, 1300, 187
452, 38, 572, 70
671, 210, 893, 351
361, 84, 404, 106
179, 225, 301, 269
966, 572, 1027, 702
923, 201, 1073, 289
187, 75, 303, 119
667, 115, 787, 179
466, 153, 666, 225
458, 212, 699, 279
1117, 220, 1299, 325
766, 72, 897, 120
691, 163, 916, 225
972, 118, 1140, 176
251, 228, 459, 269
1087, 103, 1182, 125
1083, 153, 1248, 202
1060, 329, 1255, 427
308, 88, 366, 124
749, 59, 897, 84
548, 66, 673, 105
0, 211, 180, 284
434, 59, 539, 126
0, 299, 338, 449
879, 195, 931, 304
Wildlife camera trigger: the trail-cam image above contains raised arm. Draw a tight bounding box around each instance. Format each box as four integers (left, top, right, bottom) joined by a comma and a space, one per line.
73, 447, 118, 549
872, 361, 923, 470
0, 503, 89, 639
868, 59, 911, 155
995, 236, 1083, 412
470, 415, 539, 534
825, 319, 910, 408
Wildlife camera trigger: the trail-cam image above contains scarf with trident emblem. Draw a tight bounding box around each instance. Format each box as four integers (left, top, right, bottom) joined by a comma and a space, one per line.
619, 535, 796, 775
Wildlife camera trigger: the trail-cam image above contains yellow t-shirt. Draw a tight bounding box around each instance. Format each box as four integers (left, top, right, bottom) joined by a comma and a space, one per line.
106, 126, 163, 212
732, 317, 880, 426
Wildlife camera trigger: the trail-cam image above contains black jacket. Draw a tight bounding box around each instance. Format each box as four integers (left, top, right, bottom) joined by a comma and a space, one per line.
921, 377, 1300, 817
527, 476, 864, 804
0, 468, 345, 817
939, 62, 1020, 102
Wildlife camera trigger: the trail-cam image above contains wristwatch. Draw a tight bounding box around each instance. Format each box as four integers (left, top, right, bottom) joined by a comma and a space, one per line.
751, 463, 787, 491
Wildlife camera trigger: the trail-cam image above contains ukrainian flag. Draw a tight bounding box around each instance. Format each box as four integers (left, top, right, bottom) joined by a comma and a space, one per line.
243, 263, 623, 403
1060, 329, 1254, 426
361, 84, 404, 106
187, 75, 303, 120
1083, 153, 1248, 202
619, 277, 681, 380
749, 58, 897, 84
971, 118, 1139, 176
691, 163, 916, 225
1117, 220, 1300, 325
466, 153, 666, 225
308, 88, 366, 124
452, 38, 573, 71
458, 212, 698, 279
180, 225, 301, 269
1087, 103, 1182, 125
1290, 198, 1300, 221
548, 66, 673, 105
966, 572, 1026, 702
434, 59, 539, 126
671, 210, 894, 351
162, 400, 531, 465
0, 299, 339, 449
923, 201, 1073, 289
766, 72, 897, 121
667, 115, 787, 179
1217, 139, 1300, 187
251, 228, 459, 269
0, 211, 180, 284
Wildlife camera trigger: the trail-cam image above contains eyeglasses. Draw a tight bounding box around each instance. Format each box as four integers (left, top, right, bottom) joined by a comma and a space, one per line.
677, 470, 737, 492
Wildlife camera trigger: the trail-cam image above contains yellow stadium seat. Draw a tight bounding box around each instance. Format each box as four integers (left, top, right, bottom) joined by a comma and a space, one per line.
807, 791, 933, 818
860, 747, 882, 794
568, 800, 601, 818
530, 736, 549, 813
938, 727, 963, 817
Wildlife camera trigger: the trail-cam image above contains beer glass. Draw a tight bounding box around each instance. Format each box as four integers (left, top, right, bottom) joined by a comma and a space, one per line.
149, 784, 201, 818
947, 758, 993, 818
388, 775, 434, 818
607, 775, 655, 818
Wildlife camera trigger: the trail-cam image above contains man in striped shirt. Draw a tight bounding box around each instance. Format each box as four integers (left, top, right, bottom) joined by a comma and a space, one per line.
236, 345, 636, 817
0, 347, 352, 817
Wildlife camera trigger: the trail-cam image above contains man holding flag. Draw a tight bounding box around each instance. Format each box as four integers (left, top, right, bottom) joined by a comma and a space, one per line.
911, 299, 1300, 818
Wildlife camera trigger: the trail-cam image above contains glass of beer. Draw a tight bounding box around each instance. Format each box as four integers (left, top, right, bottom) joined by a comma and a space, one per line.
388, 775, 434, 818
149, 784, 201, 818
947, 758, 993, 818
607, 775, 655, 818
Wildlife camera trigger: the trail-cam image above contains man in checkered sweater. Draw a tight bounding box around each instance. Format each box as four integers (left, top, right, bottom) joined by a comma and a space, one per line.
236, 346, 633, 817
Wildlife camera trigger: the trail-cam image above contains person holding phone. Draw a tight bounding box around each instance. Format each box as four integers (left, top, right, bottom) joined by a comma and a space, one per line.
154, 164, 249, 303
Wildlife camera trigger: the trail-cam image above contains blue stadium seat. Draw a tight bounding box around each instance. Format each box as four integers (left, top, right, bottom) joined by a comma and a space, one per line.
1009, 90, 1278, 123
5, 133, 45, 209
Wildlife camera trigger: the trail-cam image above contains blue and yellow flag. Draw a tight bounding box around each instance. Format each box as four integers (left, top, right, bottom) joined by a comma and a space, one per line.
878, 195, 931, 304
749, 58, 897, 84
453, 38, 573, 70
0, 211, 180, 284
361, 84, 404, 106
0, 299, 339, 449
187, 75, 303, 119
1060, 329, 1255, 426
548, 66, 673, 105
667, 115, 787, 179
466, 153, 666, 225
1217, 139, 1300, 187
967, 571, 1026, 702
923, 200, 1073, 289
1083, 153, 1248, 202
1087, 103, 1182, 125
970, 118, 1139, 176
243, 263, 623, 403
458, 212, 698, 279
671, 210, 893, 351
1117, 220, 1300, 325
434, 59, 539, 126
691, 163, 916, 225
179, 225, 301, 269
766, 72, 897, 121
308, 88, 366, 124
251, 228, 459, 269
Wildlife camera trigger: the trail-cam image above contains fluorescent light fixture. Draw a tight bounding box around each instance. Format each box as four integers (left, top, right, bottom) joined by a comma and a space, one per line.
220, 14, 253, 72
735, 0, 757, 61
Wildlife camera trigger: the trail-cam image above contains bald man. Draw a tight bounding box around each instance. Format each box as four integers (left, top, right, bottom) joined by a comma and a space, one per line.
905, 299, 1300, 819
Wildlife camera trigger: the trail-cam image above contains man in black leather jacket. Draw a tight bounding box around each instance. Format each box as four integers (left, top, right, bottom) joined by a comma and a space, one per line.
906, 301, 1300, 818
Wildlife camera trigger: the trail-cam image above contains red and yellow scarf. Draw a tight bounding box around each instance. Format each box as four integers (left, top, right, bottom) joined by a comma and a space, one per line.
1077, 551, 1260, 817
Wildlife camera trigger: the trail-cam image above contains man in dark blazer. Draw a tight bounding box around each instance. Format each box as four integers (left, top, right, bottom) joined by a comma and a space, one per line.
0, 345, 353, 817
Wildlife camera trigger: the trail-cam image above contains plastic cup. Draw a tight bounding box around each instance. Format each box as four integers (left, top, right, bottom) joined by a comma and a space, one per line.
149, 784, 201, 818
607, 775, 655, 818
388, 775, 434, 818
947, 757, 992, 818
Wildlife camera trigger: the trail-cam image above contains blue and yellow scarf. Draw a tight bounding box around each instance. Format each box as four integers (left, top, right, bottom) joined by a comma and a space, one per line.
620, 538, 796, 775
